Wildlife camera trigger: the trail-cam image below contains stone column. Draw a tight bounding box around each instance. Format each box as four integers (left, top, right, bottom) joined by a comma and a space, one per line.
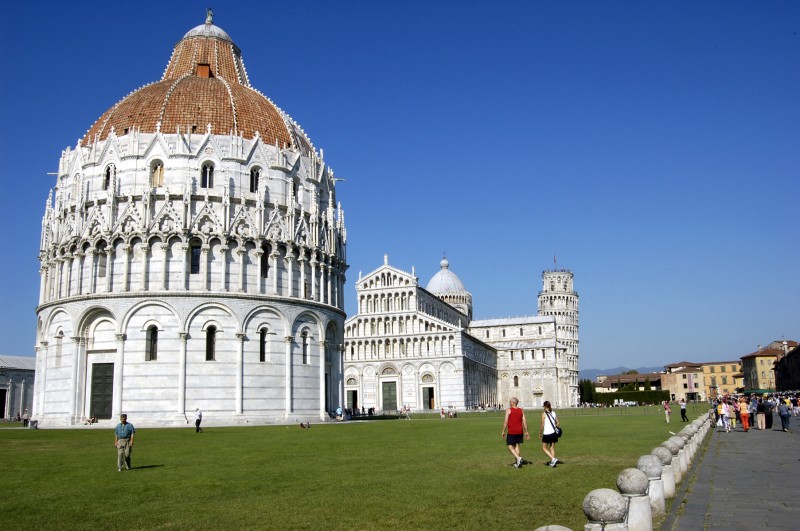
219, 246, 229, 292
39, 267, 47, 305
237, 248, 247, 292
180, 243, 189, 290
159, 243, 168, 290
270, 247, 279, 295
178, 332, 188, 415
112, 333, 126, 417
121, 245, 132, 292
139, 245, 149, 291
298, 251, 307, 299
69, 336, 82, 423
75, 251, 85, 295
64, 254, 74, 297
201, 245, 210, 291
326, 266, 333, 305
235, 333, 245, 415
284, 336, 294, 415
253, 249, 264, 294
310, 257, 318, 301
338, 344, 345, 413
104, 248, 114, 292
54, 258, 63, 299
34, 343, 47, 417
319, 340, 327, 420
284, 247, 295, 298
87, 250, 97, 293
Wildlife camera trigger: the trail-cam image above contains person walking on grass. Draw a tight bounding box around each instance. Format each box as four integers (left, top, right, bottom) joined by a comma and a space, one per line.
501, 397, 530, 468
663, 400, 672, 423
540, 400, 560, 468
114, 414, 135, 472
680, 399, 689, 422
195, 408, 203, 433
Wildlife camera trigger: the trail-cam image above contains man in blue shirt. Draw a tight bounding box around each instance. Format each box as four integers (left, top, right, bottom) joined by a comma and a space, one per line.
114, 414, 135, 471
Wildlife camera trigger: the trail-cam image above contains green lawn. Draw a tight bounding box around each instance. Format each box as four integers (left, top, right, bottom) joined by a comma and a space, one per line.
0, 406, 705, 530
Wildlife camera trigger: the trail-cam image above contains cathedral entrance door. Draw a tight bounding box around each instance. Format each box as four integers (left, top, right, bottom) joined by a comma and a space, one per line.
422, 386, 435, 410
347, 390, 358, 410
381, 381, 397, 412
90, 363, 114, 419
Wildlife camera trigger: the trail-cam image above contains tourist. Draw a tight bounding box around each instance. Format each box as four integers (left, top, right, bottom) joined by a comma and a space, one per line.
738, 396, 750, 432
664, 401, 672, 423
500, 397, 529, 468
756, 398, 766, 430
22, 409, 29, 428
719, 399, 731, 432
728, 398, 738, 431
195, 408, 203, 433
777, 401, 791, 432
764, 395, 775, 430
748, 396, 758, 427
680, 399, 688, 422
540, 400, 560, 468
114, 414, 135, 472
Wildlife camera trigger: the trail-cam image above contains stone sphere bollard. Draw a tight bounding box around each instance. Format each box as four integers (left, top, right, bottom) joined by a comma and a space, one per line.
618, 468, 652, 531
637, 454, 665, 515
660, 440, 682, 484
668, 436, 688, 478
651, 447, 676, 498
583, 488, 628, 530
534, 526, 573, 531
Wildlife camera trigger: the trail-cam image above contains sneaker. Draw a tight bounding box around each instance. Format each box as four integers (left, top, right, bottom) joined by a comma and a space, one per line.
550, 458, 558, 466
118, 468, 122, 472
514, 458, 522, 468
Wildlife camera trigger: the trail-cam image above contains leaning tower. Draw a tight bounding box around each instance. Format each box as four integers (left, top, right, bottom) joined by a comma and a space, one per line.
538, 270, 579, 405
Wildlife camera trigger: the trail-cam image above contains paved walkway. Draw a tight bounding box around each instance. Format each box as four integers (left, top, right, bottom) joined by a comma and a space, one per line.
664, 412, 800, 530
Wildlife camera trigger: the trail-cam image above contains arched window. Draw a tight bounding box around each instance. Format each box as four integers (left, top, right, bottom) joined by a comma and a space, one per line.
190, 240, 202, 274
103, 165, 115, 191
146, 326, 158, 361
513, 375, 519, 387
151, 160, 165, 187
249, 167, 261, 194
259, 328, 267, 362
346, 377, 358, 386
301, 331, 309, 364
200, 162, 214, 188
96, 243, 107, 278
260, 244, 270, 278
206, 326, 217, 361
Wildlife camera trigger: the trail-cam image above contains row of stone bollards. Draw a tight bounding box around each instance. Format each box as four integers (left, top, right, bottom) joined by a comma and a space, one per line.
534, 412, 712, 531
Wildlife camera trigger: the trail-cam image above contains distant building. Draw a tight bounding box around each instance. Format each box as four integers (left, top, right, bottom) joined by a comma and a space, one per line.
775, 342, 800, 391
1, 356, 35, 420
343, 257, 579, 411
740, 340, 797, 392
661, 362, 705, 401
700, 360, 743, 398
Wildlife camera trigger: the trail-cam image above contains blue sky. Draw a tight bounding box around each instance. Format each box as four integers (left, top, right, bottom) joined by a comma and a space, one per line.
1, 1, 797, 369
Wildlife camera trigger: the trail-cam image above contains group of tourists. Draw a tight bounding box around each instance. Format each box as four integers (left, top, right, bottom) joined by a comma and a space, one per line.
712, 393, 798, 433
500, 398, 561, 469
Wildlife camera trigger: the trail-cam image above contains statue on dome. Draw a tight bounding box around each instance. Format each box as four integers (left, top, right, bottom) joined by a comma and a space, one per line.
206, 9, 213, 25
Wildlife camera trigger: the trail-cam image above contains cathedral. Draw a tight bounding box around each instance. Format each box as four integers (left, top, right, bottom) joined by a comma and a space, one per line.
343, 257, 579, 412
33, 14, 347, 426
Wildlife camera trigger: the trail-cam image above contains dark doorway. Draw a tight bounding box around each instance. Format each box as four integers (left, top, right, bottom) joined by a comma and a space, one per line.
324, 373, 330, 412
347, 390, 358, 410
90, 363, 114, 419
423, 386, 435, 410
381, 381, 397, 412
0, 389, 6, 418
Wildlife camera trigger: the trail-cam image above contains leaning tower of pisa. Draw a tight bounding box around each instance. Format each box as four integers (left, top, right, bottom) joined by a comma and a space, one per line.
538, 270, 579, 404
538, 270, 579, 356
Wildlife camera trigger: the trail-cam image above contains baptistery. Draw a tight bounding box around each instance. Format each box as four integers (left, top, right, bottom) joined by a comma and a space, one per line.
33, 12, 347, 426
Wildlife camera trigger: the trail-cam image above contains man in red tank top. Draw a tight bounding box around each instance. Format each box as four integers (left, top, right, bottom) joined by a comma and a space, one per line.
501, 397, 530, 468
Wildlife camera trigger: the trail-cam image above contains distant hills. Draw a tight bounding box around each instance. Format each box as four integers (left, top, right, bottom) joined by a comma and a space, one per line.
579, 366, 664, 382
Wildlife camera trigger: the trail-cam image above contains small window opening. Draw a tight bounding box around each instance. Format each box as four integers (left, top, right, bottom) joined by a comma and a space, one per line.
206, 326, 217, 361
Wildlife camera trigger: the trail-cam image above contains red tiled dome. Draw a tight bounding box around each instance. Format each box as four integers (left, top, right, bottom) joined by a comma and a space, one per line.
82, 18, 295, 148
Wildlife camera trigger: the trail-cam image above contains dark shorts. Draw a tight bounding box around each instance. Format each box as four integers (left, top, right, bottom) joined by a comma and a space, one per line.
542, 432, 559, 444
506, 433, 524, 446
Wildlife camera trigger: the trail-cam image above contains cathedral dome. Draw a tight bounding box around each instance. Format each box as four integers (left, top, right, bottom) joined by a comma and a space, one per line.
81, 13, 311, 153
426, 258, 467, 294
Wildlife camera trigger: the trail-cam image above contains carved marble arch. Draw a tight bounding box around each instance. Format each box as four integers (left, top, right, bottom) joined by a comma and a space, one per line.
346, 376, 358, 386
421, 373, 435, 383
